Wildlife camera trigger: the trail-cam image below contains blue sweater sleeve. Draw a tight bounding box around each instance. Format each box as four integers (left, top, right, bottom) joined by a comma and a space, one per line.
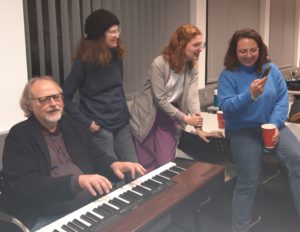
217, 70, 254, 116
63, 59, 92, 127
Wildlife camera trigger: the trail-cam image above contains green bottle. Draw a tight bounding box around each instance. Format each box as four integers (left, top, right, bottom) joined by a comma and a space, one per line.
214, 88, 218, 107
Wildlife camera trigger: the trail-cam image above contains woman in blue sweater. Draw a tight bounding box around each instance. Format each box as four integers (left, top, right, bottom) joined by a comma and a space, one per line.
63, 9, 138, 164
218, 28, 300, 232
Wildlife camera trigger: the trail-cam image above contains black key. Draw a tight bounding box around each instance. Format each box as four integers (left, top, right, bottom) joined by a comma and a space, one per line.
142, 179, 160, 188
119, 192, 135, 202
132, 185, 151, 194
108, 199, 123, 208
141, 180, 153, 188
152, 175, 168, 183
80, 214, 96, 224
157, 174, 170, 180
121, 191, 140, 201
102, 203, 118, 213
159, 169, 177, 178
96, 205, 112, 216
116, 197, 130, 204
72, 219, 89, 229
61, 224, 76, 232
110, 198, 128, 207
140, 182, 153, 190
67, 222, 84, 231
86, 212, 102, 222
93, 207, 109, 217
170, 166, 185, 173
148, 179, 162, 187
85, 213, 121, 232
128, 190, 142, 198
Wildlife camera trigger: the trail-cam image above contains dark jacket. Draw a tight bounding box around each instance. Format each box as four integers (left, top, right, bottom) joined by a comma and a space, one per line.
2, 114, 117, 227
63, 53, 130, 132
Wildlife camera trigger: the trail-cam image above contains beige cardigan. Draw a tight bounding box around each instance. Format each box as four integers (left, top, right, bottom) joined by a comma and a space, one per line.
129, 55, 201, 142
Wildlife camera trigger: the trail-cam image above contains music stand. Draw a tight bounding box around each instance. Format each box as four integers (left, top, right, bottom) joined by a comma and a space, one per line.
177, 130, 233, 164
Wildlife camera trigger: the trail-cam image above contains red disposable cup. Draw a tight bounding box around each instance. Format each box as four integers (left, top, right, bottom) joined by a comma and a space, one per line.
217, 111, 224, 129
261, 124, 276, 149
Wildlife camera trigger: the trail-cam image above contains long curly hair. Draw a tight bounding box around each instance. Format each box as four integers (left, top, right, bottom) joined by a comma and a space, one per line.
224, 28, 270, 73
162, 24, 202, 73
74, 36, 126, 65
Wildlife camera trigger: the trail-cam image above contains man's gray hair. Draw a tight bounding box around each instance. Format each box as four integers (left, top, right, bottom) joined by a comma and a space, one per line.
20, 76, 62, 117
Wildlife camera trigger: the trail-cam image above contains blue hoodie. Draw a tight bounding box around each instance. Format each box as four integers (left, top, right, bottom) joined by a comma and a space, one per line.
217, 63, 288, 130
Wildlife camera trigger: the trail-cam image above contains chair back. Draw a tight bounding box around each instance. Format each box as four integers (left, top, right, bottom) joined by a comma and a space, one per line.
0, 170, 6, 210
0, 170, 30, 232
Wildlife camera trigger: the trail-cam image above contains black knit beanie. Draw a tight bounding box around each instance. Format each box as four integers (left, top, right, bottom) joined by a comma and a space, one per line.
85, 9, 120, 40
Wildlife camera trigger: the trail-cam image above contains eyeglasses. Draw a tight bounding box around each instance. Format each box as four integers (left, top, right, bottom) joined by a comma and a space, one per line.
237, 47, 259, 56
106, 28, 121, 37
193, 42, 206, 50
200, 42, 206, 49
30, 93, 63, 105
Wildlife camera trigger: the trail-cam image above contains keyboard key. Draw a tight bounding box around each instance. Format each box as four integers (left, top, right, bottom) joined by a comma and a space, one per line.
61, 224, 76, 232
67, 222, 84, 231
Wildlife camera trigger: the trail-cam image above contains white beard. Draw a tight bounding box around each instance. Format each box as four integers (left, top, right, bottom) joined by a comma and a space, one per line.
45, 113, 62, 124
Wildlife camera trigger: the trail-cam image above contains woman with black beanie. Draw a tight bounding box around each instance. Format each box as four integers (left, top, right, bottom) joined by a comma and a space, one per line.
63, 9, 138, 165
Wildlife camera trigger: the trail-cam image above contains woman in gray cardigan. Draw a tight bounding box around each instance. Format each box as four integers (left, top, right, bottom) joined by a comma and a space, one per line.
129, 24, 216, 171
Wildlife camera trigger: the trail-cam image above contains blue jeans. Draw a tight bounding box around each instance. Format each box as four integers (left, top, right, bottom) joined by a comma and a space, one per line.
92, 124, 138, 162
227, 126, 300, 232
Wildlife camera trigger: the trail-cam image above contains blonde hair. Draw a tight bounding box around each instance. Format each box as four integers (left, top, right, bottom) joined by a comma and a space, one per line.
20, 76, 62, 117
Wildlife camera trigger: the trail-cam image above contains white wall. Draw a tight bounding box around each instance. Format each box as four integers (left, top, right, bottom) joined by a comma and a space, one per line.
190, 0, 207, 89
0, 0, 27, 133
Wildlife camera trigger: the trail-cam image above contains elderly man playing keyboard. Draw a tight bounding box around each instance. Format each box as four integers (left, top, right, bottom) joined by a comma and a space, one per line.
2, 76, 146, 231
